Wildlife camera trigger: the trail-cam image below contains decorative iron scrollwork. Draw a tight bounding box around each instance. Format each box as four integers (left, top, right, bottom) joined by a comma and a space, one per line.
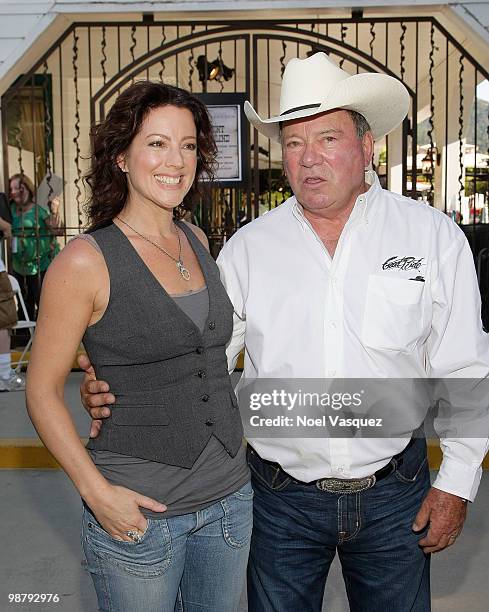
72, 29, 82, 228
369, 22, 375, 57
458, 54, 465, 214
400, 23, 407, 82
101, 26, 107, 85
188, 25, 196, 91
427, 23, 436, 204
42, 60, 53, 204
279, 40, 287, 78
158, 26, 167, 81
339, 24, 348, 68
130, 25, 137, 63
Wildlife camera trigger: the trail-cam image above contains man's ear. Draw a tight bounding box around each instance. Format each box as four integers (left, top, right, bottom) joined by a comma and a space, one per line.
116, 154, 127, 173
362, 131, 374, 169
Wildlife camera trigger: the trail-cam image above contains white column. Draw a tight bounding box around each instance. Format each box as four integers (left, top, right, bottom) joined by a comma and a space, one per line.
387, 124, 403, 195
433, 74, 474, 215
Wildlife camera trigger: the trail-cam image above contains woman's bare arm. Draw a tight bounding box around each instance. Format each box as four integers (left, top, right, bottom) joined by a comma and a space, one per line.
26, 239, 165, 539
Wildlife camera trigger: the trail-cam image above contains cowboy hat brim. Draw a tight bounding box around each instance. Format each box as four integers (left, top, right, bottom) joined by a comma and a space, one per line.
244, 72, 410, 142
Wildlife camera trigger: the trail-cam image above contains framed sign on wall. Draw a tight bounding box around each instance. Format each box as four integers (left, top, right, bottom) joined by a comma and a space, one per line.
197, 93, 248, 188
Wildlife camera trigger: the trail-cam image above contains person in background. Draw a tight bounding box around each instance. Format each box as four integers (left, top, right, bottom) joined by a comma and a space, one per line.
0, 216, 24, 391
9, 173, 62, 320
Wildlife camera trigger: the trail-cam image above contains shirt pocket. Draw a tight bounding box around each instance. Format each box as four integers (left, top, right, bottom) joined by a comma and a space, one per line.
361, 275, 425, 353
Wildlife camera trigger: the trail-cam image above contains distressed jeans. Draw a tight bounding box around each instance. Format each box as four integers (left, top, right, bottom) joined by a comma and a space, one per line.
82, 481, 253, 612
247, 439, 431, 612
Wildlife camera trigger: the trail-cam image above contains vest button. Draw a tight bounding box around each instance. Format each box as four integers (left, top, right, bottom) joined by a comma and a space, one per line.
196, 346, 204, 354
197, 370, 206, 378
205, 419, 214, 426
208, 321, 216, 330
201, 394, 210, 402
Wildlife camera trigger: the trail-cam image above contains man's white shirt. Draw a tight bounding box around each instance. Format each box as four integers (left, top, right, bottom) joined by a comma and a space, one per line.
217, 171, 489, 501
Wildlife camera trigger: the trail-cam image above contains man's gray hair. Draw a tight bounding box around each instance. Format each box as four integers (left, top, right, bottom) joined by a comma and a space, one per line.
347, 111, 371, 139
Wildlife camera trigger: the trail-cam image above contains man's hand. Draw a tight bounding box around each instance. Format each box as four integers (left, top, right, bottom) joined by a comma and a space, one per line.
78, 354, 114, 438
412, 487, 467, 553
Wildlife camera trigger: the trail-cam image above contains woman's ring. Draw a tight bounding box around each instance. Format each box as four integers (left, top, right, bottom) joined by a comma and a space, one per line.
126, 530, 142, 543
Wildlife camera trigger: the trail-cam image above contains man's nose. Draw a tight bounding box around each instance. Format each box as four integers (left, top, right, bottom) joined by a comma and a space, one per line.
300, 142, 322, 167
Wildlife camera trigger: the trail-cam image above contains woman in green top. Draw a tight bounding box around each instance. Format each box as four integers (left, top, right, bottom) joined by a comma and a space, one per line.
9, 174, 62, 319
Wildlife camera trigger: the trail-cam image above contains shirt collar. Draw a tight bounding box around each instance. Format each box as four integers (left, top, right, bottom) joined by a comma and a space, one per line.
291, 170, 381, 228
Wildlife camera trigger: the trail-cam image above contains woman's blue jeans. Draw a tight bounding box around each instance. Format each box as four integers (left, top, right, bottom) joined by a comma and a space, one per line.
247, 439, 431, 612
82, 481, 253, 612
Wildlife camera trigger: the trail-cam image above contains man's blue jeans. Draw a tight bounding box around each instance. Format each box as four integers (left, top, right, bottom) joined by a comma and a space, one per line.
247, 439, 431, 612
82, 481, 253, 612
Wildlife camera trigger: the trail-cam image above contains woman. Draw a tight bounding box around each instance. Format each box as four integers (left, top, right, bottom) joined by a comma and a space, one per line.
26, 82, 252, 612
9, 173, 62, 320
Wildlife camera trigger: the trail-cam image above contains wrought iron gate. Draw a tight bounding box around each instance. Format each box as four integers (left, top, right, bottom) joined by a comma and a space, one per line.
2, 16, 489, 257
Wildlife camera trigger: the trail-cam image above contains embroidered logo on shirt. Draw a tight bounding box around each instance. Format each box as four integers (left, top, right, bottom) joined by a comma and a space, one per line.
382, 256, 424, 272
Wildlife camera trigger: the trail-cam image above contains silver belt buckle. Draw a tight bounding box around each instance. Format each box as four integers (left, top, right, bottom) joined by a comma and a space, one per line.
316, 475, 376, 493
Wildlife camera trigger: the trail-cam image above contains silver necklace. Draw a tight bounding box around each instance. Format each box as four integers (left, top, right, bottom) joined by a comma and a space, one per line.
116, 216, 191, 281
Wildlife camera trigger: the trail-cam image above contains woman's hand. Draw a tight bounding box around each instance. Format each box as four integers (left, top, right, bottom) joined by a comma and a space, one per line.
85, 483, 167, 542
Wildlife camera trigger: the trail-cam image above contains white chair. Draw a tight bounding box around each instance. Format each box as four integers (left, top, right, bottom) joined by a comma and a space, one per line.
8, 274, 36, 372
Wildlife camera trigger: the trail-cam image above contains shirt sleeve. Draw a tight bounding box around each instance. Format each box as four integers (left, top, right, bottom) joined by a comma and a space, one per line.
427, 230, 489, 501
217, 240, 247, 374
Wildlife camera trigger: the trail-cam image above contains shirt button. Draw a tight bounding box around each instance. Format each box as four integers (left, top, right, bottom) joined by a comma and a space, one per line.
337, 466, 345, 474
196, 346, 204, 354
328, 370, 337, 377
197, 370, 206, 378
201, 394, 210, 402
208, 321, 216, 330
205, 419, 214, 426
330, 321, 337, 329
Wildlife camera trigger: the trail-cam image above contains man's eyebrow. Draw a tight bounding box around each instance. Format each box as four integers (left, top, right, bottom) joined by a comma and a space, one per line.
282, 128, 343, 139
319, 128, 343, 135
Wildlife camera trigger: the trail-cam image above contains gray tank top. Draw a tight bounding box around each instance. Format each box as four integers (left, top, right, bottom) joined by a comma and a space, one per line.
77, 234, 249, 518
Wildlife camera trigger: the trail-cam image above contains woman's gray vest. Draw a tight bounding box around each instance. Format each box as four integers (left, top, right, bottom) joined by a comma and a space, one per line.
84, 222, 243, 468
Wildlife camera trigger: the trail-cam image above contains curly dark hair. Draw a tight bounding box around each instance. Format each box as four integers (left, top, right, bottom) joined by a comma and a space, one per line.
84, 81, 217, 230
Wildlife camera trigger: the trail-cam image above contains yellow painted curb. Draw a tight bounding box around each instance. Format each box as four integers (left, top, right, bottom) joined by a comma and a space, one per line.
0, 438, 487, 470
0, 438, 89, 469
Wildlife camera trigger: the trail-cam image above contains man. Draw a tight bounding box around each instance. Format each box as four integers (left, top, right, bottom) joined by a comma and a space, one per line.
81, 53, 489, 610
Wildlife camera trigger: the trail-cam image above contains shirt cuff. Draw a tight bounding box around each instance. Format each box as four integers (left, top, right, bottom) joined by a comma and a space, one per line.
432, 457, 482, 502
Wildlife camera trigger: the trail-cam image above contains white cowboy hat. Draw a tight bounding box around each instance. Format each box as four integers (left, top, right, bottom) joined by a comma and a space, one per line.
244, 52, 410, 142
